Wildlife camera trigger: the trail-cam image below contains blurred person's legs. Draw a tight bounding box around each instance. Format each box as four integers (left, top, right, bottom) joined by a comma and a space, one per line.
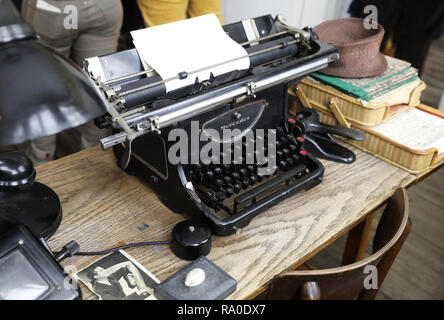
22, 0, 75, 164
136, 0, 222, 27
71, 0, 123, 149
28, 135, 57, 166
21, 0, 122, 163
71, 0, 123, 65
22, 0, 77, 55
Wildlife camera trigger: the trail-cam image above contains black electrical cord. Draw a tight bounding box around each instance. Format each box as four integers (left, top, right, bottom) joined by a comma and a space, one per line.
74, 240, 172, 256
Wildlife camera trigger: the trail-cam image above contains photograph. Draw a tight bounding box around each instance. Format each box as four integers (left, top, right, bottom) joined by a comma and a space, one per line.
75, 250, 159, 300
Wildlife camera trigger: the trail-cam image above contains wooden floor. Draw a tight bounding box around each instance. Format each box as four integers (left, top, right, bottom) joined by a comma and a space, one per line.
421, 34, 444, 108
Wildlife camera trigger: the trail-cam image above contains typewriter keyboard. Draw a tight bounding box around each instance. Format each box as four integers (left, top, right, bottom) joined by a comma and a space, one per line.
184, 126, 311, 217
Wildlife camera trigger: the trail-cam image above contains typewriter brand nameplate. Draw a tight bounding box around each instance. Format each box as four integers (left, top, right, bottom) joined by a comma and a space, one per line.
202, 100, 267, 143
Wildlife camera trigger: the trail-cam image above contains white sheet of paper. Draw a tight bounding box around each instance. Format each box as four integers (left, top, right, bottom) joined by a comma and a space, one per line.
371, 108, 444, 154
131, 14, 250, 92
85, 56, 107, 81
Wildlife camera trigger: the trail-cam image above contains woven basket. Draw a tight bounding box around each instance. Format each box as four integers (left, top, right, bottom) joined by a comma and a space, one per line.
289, 90, 444, 174
289, 78, 426, 126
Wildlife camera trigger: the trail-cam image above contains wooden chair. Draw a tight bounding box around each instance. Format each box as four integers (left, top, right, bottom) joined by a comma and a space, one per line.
268, 188, 412, 300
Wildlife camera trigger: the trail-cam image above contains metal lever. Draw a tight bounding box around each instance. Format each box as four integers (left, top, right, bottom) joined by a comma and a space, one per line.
293, 108, 365, 141
289, 108, 366, 164
275, 14, 311, 44
304, 133, 357, 164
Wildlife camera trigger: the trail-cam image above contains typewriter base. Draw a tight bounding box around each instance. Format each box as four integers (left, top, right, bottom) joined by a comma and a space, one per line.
114, 143, 324, 236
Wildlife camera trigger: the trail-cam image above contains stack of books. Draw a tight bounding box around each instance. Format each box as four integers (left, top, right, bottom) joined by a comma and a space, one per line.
310, 56, 419, 102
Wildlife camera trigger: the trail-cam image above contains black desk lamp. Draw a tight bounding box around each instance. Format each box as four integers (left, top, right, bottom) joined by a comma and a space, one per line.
0, 0, 107, 299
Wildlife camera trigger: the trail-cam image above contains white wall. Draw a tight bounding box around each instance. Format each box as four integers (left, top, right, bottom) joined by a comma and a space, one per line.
221, 0, 352, 28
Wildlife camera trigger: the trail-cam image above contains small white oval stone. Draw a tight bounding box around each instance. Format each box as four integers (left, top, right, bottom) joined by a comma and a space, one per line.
184, 268, 206, 287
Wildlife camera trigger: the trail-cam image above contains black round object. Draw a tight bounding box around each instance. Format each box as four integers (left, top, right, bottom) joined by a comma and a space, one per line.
0, 182, 62, 240
171, 219, 212, 260
0, 151, 36, 189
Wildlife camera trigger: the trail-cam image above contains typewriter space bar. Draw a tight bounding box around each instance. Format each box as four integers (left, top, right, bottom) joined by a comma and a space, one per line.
234, 164, 306, 211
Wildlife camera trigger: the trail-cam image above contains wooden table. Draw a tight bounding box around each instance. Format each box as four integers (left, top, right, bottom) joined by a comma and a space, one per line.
36, 145, 422, 300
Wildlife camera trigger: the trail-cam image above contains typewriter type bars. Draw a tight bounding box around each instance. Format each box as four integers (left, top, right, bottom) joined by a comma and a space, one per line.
85, 14, 339, 235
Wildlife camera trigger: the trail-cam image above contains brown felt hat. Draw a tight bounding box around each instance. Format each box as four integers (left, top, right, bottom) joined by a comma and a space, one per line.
314, 17, 388, 78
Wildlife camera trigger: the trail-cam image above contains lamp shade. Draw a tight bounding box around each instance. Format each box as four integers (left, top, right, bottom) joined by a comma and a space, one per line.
0, 0, 108, 147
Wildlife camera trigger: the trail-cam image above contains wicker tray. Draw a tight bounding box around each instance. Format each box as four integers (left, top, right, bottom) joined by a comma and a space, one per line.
289, 92, 444, 174
289, 77, 426, 127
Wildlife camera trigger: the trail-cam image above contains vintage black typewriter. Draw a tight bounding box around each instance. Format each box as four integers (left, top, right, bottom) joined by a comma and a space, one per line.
85, 14, 363, 236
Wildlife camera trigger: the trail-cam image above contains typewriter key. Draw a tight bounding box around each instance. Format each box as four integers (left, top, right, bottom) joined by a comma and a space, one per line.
280, 136, 289, 145
278, 160, 288, 170
286, 157, 295, 167
239, 168, 248, 177
248, 175, 257, 185
233, 183, 242, 193
222, 176, 232, 185
225, 187, 234, 197
256, 173, 264, 182
205, 170, 215, 179
231, 172, 240, 180
213, 166, 223, 175
288, 143, 298, 153
216, 192, 226, 201
214, 178, 223, 187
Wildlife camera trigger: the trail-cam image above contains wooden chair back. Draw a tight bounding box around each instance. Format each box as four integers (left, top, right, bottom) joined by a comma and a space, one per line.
268, 188, 412, 300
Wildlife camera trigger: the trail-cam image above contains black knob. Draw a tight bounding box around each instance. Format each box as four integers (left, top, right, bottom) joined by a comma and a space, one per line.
0, 151, 36, 190
171, 220, 212, 260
